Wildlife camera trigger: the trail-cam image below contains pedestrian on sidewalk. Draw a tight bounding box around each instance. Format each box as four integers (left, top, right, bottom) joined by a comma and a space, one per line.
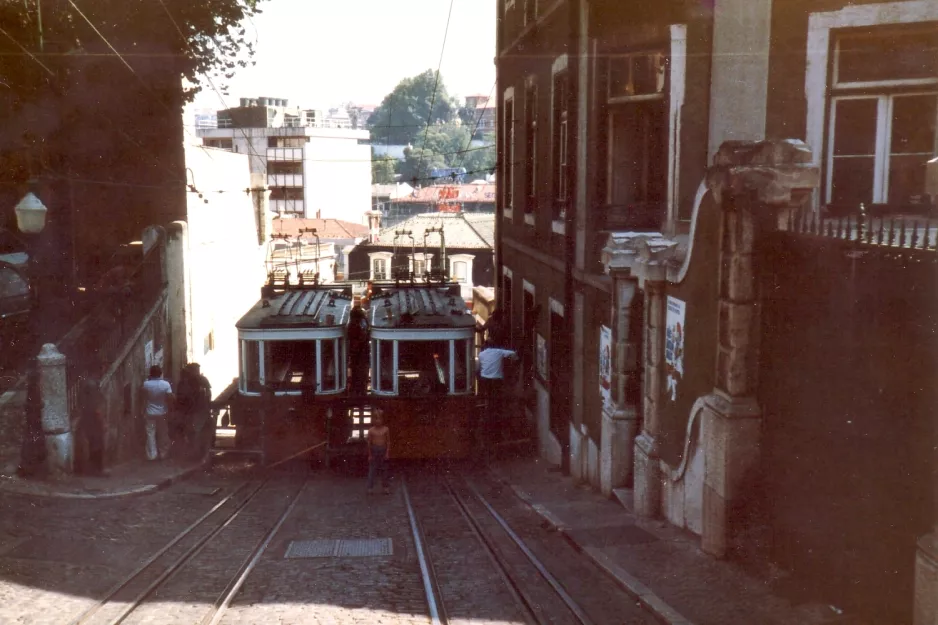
477, 341, 518, 445
74, 377, 107, 476
366, 407, 390, 495
176, 363, 212, 461
140, 365, 173, 461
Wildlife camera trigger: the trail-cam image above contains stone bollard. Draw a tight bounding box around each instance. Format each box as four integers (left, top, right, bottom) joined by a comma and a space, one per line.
37, 343, 73, 476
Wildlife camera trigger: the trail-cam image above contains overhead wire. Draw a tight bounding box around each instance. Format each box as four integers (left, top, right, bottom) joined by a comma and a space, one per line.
415, 0, 455, 184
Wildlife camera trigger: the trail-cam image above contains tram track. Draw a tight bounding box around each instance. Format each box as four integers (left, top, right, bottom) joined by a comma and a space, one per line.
403, 469, 606, 625
68, 461, 310, 625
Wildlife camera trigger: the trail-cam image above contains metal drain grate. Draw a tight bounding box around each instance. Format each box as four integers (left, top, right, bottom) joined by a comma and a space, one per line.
285, 538, 393, 559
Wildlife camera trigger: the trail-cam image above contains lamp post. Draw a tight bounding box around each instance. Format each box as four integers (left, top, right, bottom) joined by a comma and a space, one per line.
14, 190, 73, 477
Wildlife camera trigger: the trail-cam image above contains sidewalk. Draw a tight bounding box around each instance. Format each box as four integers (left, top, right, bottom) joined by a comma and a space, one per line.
0, 457, 208, 499
0, 385, 208, 499
487, 456, 860, 625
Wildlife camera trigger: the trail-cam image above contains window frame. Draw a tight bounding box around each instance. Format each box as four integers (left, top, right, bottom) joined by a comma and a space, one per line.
368, 251, 394, 281
502, 86, 516, 221
824, 27, 938, 207
551, 54, 570, 230
524, 76, 538, 223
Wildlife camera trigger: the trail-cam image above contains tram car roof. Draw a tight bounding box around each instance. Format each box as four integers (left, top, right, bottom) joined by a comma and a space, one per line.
236, 284, 354, 331
368, 282, 475, 330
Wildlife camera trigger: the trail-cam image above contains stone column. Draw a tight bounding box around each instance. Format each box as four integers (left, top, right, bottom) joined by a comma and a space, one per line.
599, 275, 639, 497
38, 343, 72, 476
634, 276, 666, 517
700, 139, 819, 557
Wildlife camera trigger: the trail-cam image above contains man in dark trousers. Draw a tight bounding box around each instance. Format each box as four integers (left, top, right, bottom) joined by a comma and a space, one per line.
176, 363, 212, 461
477, 341, 518, 446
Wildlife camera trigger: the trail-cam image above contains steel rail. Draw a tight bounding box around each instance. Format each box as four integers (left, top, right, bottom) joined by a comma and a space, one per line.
68, 480, 250, 625
203, 478, 310, 625
442, 477, 539, 625
464, 479, 596, 625
101, 479, 271, 625
402, 478, 446, 625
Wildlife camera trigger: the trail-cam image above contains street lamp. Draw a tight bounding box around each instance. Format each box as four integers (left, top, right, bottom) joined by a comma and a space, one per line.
13, 190, 73, 477
14, 192, 48, 235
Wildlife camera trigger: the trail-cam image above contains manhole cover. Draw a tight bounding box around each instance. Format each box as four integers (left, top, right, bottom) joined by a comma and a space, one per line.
285, 538, 392, 559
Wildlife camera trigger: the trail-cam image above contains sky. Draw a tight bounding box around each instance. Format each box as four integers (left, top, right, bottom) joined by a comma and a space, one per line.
192, 0, 497, 112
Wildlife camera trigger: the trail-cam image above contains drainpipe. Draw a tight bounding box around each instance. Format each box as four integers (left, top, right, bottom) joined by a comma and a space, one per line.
559, 0, 581, 476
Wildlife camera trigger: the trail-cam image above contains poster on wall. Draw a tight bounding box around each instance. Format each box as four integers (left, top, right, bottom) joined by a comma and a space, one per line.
536, 333, 547, 381
665, 296, 686, 401
599, 325, 612, 410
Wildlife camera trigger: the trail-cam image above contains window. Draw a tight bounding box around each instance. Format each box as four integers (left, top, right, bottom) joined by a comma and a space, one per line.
241, 340, 261, 393
264, 340, 316, 389
826, 29, 938, 209
502, 273, 513, 345
503, 92, 516, 212
372, 339, 473, 396
606, 51, 668, 229
552, 70, 569, 220
524, 80, 538, 215
203, 330, 214, 355
452, 261, 467, 283
373, 258, 387, 280
268, 161, 303, 175
413, 259, 426, 277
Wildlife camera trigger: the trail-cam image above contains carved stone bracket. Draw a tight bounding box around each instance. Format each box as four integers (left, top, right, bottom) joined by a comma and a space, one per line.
706, 139, 819, 208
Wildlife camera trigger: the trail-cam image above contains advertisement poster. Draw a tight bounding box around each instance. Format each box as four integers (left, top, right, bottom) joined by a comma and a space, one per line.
665, 297, 686, 401
536, 333, 547, 381
599, 325, 612, 410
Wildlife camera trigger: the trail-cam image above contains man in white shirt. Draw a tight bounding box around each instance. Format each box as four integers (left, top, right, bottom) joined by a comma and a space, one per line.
477, 342, 518, 442
141, 365, 173, 461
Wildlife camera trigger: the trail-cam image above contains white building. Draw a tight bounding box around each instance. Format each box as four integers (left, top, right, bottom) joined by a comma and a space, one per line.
196, 97, 371, 224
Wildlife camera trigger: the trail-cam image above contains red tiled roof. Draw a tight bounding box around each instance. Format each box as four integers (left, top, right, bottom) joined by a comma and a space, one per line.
271, 217, 369, 239
390, 184, 496, 204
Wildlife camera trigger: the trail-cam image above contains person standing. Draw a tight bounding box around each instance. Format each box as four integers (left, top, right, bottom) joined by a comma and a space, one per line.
366, 408, 390, 495
176, 363, 212, 461
477, 341, 518, 445
141, 365, 173, 461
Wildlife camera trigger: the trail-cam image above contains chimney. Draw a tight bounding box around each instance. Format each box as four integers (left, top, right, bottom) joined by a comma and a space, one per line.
250, 172, 271, 245
365, 210, 382, 243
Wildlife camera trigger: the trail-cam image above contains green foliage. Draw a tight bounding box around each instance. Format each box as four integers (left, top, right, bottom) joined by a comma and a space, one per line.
371, 151, 397, 185
367, 69, 457, 146
0, 0, 266, 103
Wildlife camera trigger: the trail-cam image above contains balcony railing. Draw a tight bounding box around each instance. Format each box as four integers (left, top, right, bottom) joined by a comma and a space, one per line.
268, 174, 304, 188
267, 147, 303, 162
270, 199, 305, 214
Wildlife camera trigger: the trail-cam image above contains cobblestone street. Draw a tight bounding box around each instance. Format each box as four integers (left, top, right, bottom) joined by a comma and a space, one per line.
0, 458, 658, 625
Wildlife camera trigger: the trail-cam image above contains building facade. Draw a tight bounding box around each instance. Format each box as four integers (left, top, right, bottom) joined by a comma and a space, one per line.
497, 0, 937, 621
347, 211, 494, 300
196, 97, 371, 224
384, 183, 496, 229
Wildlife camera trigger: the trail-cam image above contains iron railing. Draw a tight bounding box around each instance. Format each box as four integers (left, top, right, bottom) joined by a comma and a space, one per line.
784, 207, 938, 253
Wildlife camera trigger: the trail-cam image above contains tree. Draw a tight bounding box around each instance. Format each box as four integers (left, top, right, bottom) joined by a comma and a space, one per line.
367, 70, 457, 146
0, 0, 267, 282
371, 151, 397, 185
398, 147, 447, 187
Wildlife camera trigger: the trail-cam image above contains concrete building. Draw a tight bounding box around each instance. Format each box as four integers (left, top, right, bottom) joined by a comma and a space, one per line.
464, 94, 496, 136
196, 97, 371, 224
497, 0, 937, 622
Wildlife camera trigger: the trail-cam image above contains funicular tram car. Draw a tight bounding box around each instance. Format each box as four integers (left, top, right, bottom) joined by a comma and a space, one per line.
365, 281, 477, 459
232, 276, 354, 463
